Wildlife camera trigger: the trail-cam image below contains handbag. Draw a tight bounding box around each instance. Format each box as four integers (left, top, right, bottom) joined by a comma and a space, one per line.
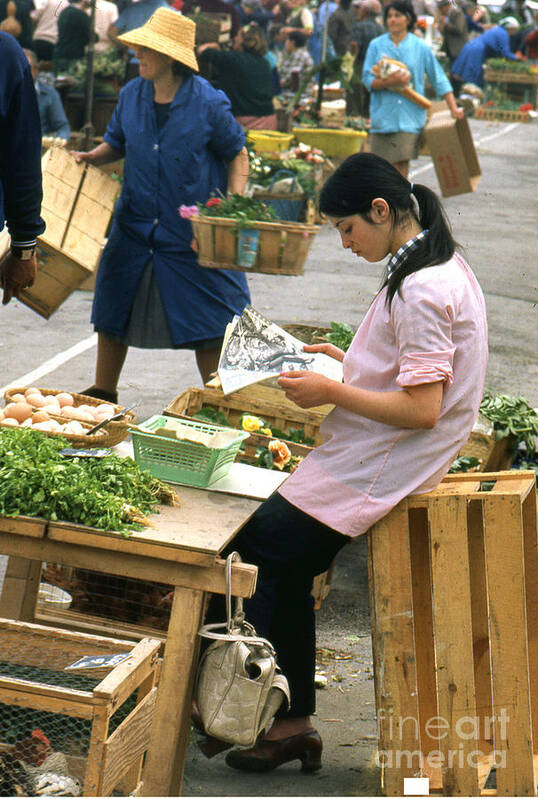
195, 552, 290, 748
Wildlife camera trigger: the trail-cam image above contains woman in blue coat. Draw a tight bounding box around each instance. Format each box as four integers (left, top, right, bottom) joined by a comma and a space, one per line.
450, 17, 522, 90
72, 8, 250, 401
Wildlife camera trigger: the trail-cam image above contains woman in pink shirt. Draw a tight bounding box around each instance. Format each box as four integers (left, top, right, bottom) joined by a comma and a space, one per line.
198, 153, 488, 774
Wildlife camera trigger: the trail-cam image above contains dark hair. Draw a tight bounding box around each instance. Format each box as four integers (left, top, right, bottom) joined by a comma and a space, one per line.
287, 30, 307, 47
383, 0, 417, 30
240, 22, 268, 55
340, 0, 352, 8
172, 61, 194, 78
318, 153, 458, 305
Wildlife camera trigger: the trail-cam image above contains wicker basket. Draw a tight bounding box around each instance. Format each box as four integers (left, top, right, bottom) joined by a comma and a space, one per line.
457, 429, 516, 471
191, 216, 319, 275
4, 387, 136, 447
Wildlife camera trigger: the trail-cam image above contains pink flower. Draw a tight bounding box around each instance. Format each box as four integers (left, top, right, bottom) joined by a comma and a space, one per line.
179, 204, 199, 219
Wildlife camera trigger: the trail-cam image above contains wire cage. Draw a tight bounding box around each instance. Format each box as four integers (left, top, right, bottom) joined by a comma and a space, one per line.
0, 619, 161, 797
39, 563, 174, 634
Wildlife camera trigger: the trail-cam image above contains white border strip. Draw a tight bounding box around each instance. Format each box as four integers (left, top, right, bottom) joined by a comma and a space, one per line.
0, 333, 97, 394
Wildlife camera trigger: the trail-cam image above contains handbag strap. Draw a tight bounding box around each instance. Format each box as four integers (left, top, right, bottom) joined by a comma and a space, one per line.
225, 551, 245, 633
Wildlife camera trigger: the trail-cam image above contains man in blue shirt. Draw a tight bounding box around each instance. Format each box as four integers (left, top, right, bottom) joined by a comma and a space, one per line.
0, 33, 45, 305
24, 49, 70, 140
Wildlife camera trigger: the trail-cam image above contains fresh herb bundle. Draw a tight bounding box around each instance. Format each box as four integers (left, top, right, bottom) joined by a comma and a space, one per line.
198, 194, 276, 224
0, 429, 178, 534
479, 392, 538, 454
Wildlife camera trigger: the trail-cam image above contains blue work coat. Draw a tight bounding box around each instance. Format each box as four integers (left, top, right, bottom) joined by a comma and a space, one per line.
451, 26, 517, 87
92, 75, 250, 345
363, 33, 453, 134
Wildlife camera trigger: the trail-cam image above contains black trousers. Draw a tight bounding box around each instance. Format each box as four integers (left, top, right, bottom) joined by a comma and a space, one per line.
205, 493, 349, 717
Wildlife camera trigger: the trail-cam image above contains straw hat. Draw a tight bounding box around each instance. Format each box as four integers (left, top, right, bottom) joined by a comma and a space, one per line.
118, 7, 199, 72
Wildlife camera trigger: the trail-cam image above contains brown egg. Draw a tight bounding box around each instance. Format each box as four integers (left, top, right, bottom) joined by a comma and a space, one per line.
11, 393, 26, 402
95, 403, 115, 417
31, 394, 50, 408
4, 402, 33, 423
0, 417, 19, 427
56, 392, 75, 407
32, 411, 51, 424
25, 388, 43, 401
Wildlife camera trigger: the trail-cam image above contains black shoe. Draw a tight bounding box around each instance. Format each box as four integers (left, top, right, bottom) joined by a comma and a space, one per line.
225, 730, 322, 773
81, 386, 118, 404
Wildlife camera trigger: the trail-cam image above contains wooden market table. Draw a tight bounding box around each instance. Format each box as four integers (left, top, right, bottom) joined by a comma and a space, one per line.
0, 485, 260, 796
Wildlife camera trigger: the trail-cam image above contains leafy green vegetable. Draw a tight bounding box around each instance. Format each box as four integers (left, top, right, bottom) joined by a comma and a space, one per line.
479, 392, 538, 454
192, 407, 232, 427
199, 194, 277, 226
448, 455, 480, 473
324, 321, 355, 351
0, 429, 177, 535
270, 427, 314, 447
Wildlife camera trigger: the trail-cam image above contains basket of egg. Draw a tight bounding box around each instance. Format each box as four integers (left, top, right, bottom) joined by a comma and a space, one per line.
1, 388, 137, 448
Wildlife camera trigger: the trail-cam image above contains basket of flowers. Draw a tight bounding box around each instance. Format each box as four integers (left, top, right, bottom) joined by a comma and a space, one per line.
184, 195, 319, 275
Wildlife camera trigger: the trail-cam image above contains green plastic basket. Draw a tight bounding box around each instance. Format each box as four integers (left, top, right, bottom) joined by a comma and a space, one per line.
131, 415, 249, 487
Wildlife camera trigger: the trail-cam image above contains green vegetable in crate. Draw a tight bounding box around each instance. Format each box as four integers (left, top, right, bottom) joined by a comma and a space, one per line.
479, 391, 538, 454
324, 321, 356, 351
0, 428, 178, 534
448, 455, 480, 473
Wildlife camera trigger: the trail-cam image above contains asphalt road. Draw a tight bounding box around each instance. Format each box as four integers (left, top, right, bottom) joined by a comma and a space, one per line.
0, 117, 536, 796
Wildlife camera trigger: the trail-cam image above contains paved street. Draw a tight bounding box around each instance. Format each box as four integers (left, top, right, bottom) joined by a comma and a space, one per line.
0, 117, 536, 795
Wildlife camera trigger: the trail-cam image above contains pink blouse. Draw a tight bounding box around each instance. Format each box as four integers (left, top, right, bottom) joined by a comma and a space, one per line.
279, 254, 488, 537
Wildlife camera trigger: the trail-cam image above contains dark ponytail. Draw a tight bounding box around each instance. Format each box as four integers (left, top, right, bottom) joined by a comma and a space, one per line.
318, 152, 459, 305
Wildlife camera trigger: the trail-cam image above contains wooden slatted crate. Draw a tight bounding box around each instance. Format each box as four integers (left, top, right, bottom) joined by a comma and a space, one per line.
0, 146, 120, 318
0, 619, 161, 796
367, 471, 537, 796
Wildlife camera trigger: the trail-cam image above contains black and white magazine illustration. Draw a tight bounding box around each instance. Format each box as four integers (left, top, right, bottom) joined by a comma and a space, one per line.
218, 307, 343, 395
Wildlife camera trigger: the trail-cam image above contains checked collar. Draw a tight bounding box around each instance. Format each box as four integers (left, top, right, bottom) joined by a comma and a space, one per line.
387, 229, 428, 278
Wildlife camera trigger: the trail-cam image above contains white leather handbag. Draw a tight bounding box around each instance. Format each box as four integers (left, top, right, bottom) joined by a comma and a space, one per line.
195, 552, 290, 748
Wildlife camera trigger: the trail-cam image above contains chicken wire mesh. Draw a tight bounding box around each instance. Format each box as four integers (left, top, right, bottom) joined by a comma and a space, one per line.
40, 563, 173, 631
0, 624, 143, 797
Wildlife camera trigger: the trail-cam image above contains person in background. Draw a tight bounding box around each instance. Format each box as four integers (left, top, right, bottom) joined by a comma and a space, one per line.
198, 22, 277, 129
435, 0, 468, 66
198, 152, 488, 775
71, 9, 250, 401
53, 0, 92, 72
328, 0, 355, 54
278, 30, 313, 91
450, 17, 522, 93
23, 48, 70, 139
523, 9, 538, 58
348, 0, 384, 115
411, 0, 436, 15
309, 0, 338, 64
108, 0, 169, 81
363, 0, 462, 178
236, 0, 279, 33
278, 0, 314, 42
93, 0, 118, 52
0, 0, 34, 48
31, 0, 68, 61
0, 32, 45, 305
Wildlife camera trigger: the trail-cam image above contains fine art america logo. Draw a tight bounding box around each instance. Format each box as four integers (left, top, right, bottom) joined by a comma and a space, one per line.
375, 709, 510, 770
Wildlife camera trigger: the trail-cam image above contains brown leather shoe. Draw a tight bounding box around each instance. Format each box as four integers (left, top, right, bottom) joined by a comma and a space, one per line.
225, 730, 322, 773
191, 705, 233, 759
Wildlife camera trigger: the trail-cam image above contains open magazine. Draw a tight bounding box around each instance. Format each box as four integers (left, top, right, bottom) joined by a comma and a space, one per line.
217, 306, 344, 395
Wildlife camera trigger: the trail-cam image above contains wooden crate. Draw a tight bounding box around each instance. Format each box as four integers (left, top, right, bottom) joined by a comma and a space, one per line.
0, 619, 161, 796
1, 146, 119, 318
187, 12, 231, 44
191, 216, 319, 275
163, 384, 332, 449
475, 106, 532, 123
367, 471, 538, 796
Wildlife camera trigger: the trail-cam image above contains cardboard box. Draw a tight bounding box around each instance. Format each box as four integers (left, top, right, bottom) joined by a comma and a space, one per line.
0, 146, 119, 317
423, 110, 481, 197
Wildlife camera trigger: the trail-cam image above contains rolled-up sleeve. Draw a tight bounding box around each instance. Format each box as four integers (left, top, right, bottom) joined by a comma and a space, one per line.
392, 277, 456, 387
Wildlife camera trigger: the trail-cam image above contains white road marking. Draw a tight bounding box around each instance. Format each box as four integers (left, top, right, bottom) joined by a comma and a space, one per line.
0, 333, 97, 393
